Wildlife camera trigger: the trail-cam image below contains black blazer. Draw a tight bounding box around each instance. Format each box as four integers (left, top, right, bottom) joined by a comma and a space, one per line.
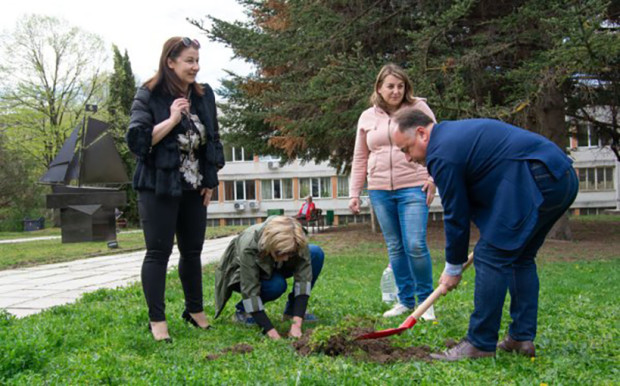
126, 83, 225, 197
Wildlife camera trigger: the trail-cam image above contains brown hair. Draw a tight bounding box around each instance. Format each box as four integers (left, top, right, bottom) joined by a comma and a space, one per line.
370, 63, 415, 111
143, 36, 204, 97
259, 216, 308, 257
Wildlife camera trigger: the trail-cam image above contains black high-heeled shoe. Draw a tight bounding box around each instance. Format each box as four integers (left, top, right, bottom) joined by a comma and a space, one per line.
182, 310, 212, 330
148, 323, 173, 343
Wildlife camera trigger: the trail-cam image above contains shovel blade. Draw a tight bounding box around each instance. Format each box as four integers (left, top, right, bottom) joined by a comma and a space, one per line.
398, 315, 418, 329
355, 318, 418, 341
355, 326, 407, 340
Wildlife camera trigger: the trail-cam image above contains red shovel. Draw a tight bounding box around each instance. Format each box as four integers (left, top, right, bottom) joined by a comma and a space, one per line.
356, 252, 474, 340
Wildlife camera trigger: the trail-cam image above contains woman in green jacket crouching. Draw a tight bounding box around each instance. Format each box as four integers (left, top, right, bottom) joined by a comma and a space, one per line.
214, 216, 324, 339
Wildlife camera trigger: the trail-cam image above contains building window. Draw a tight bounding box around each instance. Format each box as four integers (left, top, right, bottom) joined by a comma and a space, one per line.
299, 177, 332, 198
261, 179, 293, 200
235, 181, 245, 200
578, 167, 614, 191
346, 180, 369, 198
211, 183, 219, 201
360, 182, 369, 197
224, 181, 234, 201
206, 218, 220, 228
225, 217, 257, 226
337, 213, 371, 225
320, 177, 331, 197
245, 180, 256, 200
283, 179, 293, 199
223, 180, 256, 201
299, 178, 310, 198
224, 144, 250, 162
575, 123, 601, 148
337, 176, 349, 197
258, 154, 281, 162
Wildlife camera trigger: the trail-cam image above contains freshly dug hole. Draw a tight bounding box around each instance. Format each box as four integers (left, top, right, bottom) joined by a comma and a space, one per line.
293, 327, 431, 363
206, 343, 254, 360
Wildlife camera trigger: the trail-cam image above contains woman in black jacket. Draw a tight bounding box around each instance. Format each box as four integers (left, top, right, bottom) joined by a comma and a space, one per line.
126, 36, 225, 342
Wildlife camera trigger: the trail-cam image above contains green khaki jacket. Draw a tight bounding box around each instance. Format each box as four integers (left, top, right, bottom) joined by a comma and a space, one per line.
214, 219, 313, 318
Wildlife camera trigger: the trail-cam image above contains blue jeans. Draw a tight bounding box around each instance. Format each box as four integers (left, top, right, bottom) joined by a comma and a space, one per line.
467, 162, 579, 351
369, 187, 434, 308
236, 244, 325, 314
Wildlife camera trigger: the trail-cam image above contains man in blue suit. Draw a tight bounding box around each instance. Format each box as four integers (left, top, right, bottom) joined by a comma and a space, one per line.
392, 109, 578, 361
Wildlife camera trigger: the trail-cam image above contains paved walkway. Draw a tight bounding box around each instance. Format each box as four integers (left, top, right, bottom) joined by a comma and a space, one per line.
0, 230, 142, 244
0, 236, 63, 244
0, 235, 236, 318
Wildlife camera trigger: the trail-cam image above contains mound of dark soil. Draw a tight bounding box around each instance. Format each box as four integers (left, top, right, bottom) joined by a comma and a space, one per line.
206, 343, 254, 360
293, 327, 431, 363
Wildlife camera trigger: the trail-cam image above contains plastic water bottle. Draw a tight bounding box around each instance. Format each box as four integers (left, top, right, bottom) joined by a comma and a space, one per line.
380, 264, 398, 303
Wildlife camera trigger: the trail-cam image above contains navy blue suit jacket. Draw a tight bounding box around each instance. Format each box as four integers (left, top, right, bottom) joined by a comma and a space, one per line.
426, 119, 573, 265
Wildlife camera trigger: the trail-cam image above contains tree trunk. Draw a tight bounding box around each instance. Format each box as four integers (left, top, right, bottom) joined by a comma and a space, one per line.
369, 202, 381, 233
616, 159, 620, 211
546, 212, 572, 240
529, 78, 573, 241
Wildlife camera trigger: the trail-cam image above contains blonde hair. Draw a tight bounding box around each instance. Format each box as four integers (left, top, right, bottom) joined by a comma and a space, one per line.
370, 63, 415, 111
259, 216, 308, 257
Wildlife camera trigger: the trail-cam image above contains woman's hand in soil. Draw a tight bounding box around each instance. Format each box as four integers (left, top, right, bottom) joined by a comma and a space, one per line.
266, 328, 282, 340
288, 317, 303, 338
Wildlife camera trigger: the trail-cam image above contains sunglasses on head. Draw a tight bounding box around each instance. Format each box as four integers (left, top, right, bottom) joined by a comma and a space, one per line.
181, 37, 200, 49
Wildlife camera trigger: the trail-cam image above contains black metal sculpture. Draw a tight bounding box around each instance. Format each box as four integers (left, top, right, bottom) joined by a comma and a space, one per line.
40, 117, 129, 243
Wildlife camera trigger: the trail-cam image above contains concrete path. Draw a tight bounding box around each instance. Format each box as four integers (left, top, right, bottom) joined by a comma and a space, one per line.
0, 236, 63, 244
0, 235, 236, 318
0, 230, 142, 244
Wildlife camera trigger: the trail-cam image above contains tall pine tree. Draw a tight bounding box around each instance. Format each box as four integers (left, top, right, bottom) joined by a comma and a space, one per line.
109, 45, 136, 117
107, 45, 138, 224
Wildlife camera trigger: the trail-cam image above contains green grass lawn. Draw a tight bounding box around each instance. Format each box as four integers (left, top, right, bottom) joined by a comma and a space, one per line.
571, 214, 620, 222
0, 226, 245, 270
0, 230, 617, 384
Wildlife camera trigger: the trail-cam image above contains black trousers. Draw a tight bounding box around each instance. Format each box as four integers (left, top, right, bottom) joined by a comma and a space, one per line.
138, 189, 206, 321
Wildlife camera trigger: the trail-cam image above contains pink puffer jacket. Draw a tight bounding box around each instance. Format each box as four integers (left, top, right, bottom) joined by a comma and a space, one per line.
349, 99, 436, 197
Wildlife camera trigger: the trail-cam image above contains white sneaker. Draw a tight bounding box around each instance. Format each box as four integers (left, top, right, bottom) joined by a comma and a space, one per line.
382, 303, 413, 318
420, 305, 436, 321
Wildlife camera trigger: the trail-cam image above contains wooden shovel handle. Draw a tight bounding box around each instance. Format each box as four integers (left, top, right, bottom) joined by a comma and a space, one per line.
407, 252, 474, 321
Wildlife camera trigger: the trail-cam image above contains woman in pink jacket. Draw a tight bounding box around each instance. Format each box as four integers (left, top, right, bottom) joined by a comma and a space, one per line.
349, 63, 437, 319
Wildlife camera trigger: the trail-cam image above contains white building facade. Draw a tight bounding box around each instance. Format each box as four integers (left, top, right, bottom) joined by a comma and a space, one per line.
569, 118, 619, 214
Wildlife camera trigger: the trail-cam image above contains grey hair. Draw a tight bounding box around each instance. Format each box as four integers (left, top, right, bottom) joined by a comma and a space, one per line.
394, 108, 435, 134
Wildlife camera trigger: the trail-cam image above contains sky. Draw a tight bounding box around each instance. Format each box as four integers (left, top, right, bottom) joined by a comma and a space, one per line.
0, 0, 254, 97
